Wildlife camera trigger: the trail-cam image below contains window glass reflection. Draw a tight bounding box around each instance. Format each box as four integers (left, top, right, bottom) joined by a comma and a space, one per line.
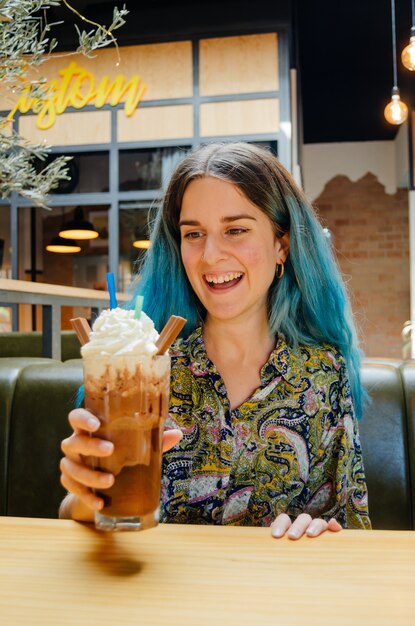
252, 140, 278, 156
119, 146, 191, 191
35, 152, 109, 194
41, 205, 109, 288
119, 202, 158, 291
0, 203, 12, 331
0, 204, 11, 279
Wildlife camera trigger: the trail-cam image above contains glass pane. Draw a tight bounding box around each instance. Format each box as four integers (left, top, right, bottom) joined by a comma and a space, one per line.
119, 202, 156, 292
252, 140, 278, 156
42, 205, 109, 283
35, 151, 109, 194
16, 205, 109, 330
199, 139, 278, 156
0, 304, 12, 332
119, 146, 190, 191
0, 204, 12, 331
0, 205, 11, 279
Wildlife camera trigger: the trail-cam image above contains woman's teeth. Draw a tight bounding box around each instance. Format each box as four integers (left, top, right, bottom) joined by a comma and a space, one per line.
205, 272, 243, 285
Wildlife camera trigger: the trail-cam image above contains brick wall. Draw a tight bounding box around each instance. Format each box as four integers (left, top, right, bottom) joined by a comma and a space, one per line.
314, 173, 409, 358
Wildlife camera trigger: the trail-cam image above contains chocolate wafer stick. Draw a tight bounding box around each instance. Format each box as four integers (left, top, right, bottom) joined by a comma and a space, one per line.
155, 315, 187, 354
155, 316, 174, 349
70, 317, 91, 345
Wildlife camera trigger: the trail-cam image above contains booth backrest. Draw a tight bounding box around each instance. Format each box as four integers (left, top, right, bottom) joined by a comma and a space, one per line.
0, 331, 81, 361
398, 361, 415, 525
0, 359, 82, 518
0, 357, 414, 527
359, 360, 413, 530
0, 357, 63, 514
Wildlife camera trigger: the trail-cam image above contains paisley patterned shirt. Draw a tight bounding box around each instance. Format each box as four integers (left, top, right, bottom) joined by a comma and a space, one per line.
161, 327, 371, 529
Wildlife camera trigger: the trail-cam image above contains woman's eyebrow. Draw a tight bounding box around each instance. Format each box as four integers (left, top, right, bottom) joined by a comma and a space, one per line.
179, 219, 200, 227
222, 214, 257, 223
179, 214, 257, 227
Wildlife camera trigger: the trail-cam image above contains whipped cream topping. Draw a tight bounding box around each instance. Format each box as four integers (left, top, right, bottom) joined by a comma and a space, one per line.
81, 307, 159, 358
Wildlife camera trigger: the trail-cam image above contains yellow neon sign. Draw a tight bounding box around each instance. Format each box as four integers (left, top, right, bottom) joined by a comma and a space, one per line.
7, 61, 147, 130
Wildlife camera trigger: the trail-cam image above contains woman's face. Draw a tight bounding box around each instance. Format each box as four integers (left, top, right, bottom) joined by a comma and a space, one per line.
179, 176, 289, 324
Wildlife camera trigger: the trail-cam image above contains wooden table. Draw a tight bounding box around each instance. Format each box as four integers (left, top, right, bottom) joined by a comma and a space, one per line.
0, 517, 414, 626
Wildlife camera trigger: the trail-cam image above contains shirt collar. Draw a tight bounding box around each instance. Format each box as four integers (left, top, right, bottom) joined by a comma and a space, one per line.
187, 326, 297, 385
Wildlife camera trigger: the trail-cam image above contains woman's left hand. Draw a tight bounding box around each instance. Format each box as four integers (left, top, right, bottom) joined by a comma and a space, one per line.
271, 513, 342, 539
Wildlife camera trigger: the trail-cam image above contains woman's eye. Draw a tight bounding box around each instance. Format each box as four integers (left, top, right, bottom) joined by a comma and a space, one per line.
227, 228, 248, 236
183, 231, 203, 240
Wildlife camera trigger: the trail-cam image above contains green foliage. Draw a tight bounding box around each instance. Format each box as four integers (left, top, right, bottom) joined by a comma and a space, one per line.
0, 0, 128, 207
74, 5, 128, 57
0, 120, 71, 205
0, 1, 60, 88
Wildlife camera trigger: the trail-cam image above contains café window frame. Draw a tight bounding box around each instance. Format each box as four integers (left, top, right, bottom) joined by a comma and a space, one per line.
1, 29, 291, 303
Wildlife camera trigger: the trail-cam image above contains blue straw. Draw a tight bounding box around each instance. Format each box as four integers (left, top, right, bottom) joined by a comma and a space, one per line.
75, 385, 85, 408
106, 272, 118, 309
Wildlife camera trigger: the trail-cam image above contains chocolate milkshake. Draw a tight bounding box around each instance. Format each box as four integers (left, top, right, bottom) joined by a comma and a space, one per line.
81, 308, 170, 531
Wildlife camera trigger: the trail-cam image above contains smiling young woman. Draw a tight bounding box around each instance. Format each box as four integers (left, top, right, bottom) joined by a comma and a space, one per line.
177, 175, 290, 411
179, 176, 289, 327
60, 142, 370, 539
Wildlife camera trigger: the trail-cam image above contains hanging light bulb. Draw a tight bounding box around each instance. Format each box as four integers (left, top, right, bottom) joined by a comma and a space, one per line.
402, 36, 415, 70
132, 225, 151, 249
384, 87, 409, 125
46, 207, 81, 253
45, 235, 81, 254
132, 239, 151, 249
385, 0, 409, 125
402, 0, 415, 70
59, 207, 99, 240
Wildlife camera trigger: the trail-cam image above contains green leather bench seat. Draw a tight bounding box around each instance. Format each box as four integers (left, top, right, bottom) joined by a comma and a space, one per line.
0, 331, 81, 361
360, 361, 412, 530
0, 357, 63, 516
398, 362, 415, 526
5, 359, 82, 519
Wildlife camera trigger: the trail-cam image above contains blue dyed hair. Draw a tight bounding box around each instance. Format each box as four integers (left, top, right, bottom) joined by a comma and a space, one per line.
129, 142, 365, 418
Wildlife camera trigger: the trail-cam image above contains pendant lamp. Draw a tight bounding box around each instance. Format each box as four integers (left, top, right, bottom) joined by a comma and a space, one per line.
45, 207, 81, 253
59, 207, 99, 240
402, 0, 415, 70
385, 0, 409, 125
132, 225, 151, 249
133, 239, 151, 249
45, 235, 81, 254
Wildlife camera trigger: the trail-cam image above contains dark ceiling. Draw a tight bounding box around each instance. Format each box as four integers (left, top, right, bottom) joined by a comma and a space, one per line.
49, 0, 415, 144
297, 0, 415, 143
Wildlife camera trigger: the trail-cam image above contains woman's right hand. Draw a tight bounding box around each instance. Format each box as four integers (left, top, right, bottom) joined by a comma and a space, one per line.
59, 408, 183, 521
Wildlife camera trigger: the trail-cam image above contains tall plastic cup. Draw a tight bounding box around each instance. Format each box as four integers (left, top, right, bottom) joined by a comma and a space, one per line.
83, 353, 170, 531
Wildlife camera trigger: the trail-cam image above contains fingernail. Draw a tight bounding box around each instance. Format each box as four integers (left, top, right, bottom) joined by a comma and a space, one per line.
99, 441, 113, 453
271, 526, 283, 538
306, 524, 318, 536
101, 474, 114, 486
288, 528, 300, 538
87, 417, 100, 429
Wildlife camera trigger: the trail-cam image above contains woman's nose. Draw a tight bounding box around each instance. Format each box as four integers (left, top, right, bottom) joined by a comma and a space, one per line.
202, 235, 228, 264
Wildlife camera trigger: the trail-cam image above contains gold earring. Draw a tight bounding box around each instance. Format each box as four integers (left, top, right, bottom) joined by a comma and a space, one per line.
276, 263, 284, 279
